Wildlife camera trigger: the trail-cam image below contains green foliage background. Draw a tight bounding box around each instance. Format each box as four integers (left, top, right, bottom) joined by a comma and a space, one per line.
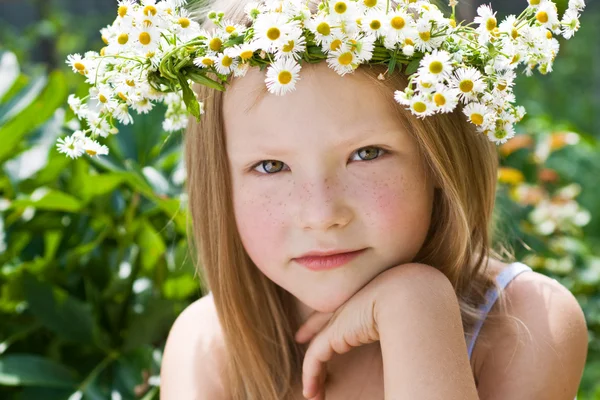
0, 0, 598, 399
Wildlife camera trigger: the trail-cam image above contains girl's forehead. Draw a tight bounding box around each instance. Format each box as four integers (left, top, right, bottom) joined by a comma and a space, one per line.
222, 63, 404, 138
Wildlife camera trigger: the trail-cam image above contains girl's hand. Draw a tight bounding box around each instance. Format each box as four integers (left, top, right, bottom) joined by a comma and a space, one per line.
294, 263, 429, 400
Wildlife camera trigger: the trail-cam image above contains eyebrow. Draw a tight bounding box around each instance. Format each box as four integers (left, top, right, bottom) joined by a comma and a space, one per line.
242, 126, 405, 158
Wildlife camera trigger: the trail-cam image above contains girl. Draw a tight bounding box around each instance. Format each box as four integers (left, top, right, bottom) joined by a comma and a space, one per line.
152, 0, 589, 399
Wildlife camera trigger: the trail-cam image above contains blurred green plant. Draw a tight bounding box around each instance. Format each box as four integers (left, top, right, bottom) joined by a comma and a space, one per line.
0, 50, 202, 400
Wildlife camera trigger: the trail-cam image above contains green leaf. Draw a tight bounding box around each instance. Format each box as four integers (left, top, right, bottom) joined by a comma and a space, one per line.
80, 173, 126, 203
21, 272, 98, 344
0, 70, 68, 162
0, 74, 47, 126
387, 54, 397, 75
11, 189, 83, 212
122, 298, 177, 351
0, 354, 77, 388
177, 74, 200, 120
137, 219, 166, 271
405, 58, 421, 75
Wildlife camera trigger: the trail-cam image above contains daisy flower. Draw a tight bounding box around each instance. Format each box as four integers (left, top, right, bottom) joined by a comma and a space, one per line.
56, 133, 85, 159
394, 89, 411, 106
193, 55, 218, 68
66, 54, 89, 75
413, 18, 444, 52
132, 98, 154, 114
408, 93, 435, 118
306, 14, 339, 46
414, 73, 438, 93
450, 67, 486, 103
113, 103, 134, 125
219, 18, 247, 38
326, 44, 359, 76
275, 29, 306, 61
462, 102, 489, 127
233, 62, 250, 78
418, 49, 454, 79
534, 0, 560, 31
82, 137, 110, 157
488, 119, 515, 144
474, 4, 497, 44
253, 12, 298, 53
347, 32, 375, 62
67, 94, 89, 119
201, 30, 228, 55
362, 9, 387, 38
132, 24, 161, 54
568, 0, 585, 12
227, 43, 258, 62
265, 57, 301, 95
560, 8, 580, 39
214, 52, 239, 75
327, 0, 360, 24
384, 10, 413, 41
498, 14, 519, 42
430, 84, 459, 113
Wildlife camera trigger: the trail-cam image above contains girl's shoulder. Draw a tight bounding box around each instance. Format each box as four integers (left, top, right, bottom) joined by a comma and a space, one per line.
473, 260, 587, 399
160, 293, 228, 399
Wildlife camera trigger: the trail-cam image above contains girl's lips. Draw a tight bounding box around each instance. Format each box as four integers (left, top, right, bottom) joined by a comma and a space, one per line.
293, 248, 367, 271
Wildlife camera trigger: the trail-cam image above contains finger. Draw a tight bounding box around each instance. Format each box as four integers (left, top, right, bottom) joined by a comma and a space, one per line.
295, 312, 334, 343
302, 334, 336, 398
304, 364, 327, 399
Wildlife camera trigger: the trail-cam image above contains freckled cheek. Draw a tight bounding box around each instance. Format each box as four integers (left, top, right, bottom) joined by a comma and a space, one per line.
233, 186, 290, 266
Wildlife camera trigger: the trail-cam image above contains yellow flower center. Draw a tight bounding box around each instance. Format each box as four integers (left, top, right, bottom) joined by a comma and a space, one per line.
459, 79, 474, 93
370, 20, 381, 30
391, 16, 405, 30
330, 39, 342, 51
334, 2, 347, 13
118, 6, 128, 18
202, 58, 214, 66
282, 40, 295, 52
139, 32, 151, 46
419, 31, 431, 41
278, 71, 292, 84
449, 19, 456, 28
102, 35, 109, 45
118, 33, 129, 45
433, 93, 446, 106
420, 81, 432, 89
74, 62, 85, 71
222, 56, 233, 67
126, 79, 135, 87
86, 149, 98, 156
530, 0, 540, 5
471, 113, 484, 125
536, 11, 548, 24
546, 30, 552, 39
364, 0, 377, 7
209, 38, 222, 51
404, 38, 414, 45
143, 19, 153, 28
144, 5, 157, 16
497, 82, 507, 91
429, 61, 443, 74
146, 51, 155, 58
100, 47, 107, 56
338, 52, 353, 65
179, 18, 190, 28
226, 25, 236, 33
240, 50, 253, 60
413, 102, 427, 113
486, 17, 497, 31
118, 92, 128, 102
317, 22, 331, 36
99, 94, 108, 103
511, 28, 519, 39
267, 27, 281, 40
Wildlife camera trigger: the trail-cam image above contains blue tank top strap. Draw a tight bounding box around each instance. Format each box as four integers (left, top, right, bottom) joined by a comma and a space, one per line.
466, 262, 533, 360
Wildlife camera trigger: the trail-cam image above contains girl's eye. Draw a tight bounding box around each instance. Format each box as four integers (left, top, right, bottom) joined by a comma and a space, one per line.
251, 146, 386, 175
351, 146, 386, 162
253, 160, 288, 174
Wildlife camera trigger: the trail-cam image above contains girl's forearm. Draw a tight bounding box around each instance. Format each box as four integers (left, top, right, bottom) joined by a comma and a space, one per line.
376, 269, 479, 400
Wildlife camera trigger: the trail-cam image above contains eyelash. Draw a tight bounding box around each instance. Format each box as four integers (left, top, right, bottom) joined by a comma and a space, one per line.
250, 146, 388, 175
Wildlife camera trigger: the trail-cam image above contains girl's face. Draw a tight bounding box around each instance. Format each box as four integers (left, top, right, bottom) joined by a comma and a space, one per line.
223, 63, 436, 322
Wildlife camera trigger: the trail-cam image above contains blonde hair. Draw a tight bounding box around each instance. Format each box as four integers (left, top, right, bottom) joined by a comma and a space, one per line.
184, 0, 518, 397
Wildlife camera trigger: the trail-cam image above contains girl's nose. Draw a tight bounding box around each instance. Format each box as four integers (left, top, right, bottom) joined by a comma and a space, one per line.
294, 176, 354, 231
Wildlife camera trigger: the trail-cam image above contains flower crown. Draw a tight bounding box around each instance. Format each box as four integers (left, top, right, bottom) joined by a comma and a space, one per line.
59, 0, 586, 158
